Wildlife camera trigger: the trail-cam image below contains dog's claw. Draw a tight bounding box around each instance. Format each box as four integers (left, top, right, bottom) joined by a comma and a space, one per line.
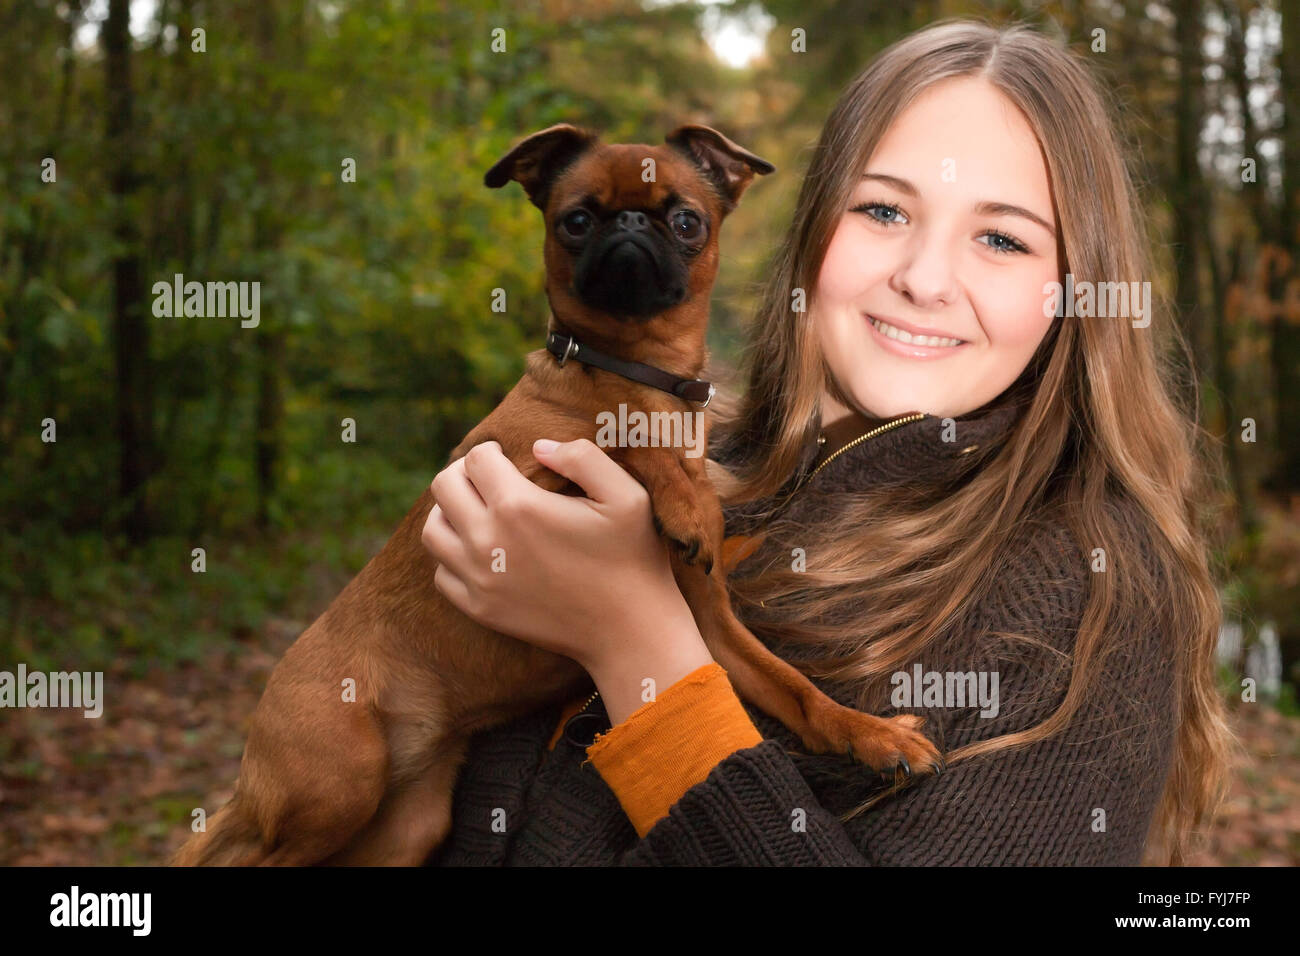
668, 536, 706, 567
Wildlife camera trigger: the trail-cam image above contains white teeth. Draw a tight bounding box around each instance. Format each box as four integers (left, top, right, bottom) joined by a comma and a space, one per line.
870, 317, 962, 348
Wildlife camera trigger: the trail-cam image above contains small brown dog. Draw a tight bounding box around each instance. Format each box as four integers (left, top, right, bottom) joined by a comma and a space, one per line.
173, 124, 940, 866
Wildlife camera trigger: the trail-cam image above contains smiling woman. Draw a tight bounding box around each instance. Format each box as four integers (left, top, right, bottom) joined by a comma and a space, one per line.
709, 18, 1232, 866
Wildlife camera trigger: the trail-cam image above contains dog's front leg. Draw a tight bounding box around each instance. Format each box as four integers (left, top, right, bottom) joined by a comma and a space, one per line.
614, 446, 719, 575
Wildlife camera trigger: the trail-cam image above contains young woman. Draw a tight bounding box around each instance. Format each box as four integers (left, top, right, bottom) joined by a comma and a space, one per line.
421, 19, 1233, 866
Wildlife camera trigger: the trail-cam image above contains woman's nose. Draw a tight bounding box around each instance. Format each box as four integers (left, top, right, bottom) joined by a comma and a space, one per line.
887, 231, 957, 309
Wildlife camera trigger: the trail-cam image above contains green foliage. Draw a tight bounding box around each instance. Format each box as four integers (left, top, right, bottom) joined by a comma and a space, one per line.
0, 0, 1294, 705
0, 445, 429, 673
1, 1, 761, 667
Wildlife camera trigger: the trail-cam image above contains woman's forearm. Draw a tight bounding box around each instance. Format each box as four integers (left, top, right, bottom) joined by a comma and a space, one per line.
584, 597, 712, 726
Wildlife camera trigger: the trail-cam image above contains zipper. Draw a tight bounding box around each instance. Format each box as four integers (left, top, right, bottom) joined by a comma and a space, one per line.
562, 688, 607, 752
763, 412, 927, 521
806, 412, 927, 481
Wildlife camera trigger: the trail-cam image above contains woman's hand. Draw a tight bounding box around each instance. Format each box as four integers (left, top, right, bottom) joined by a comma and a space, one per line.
421, 438, 712, 722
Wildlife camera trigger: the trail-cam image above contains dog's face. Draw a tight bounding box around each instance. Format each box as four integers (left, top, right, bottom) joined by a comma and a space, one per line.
485, 125, 773, 343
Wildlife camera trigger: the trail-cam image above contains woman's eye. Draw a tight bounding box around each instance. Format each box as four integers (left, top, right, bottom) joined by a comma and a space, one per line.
850, 202, 908, 226
671, 209, 703, 240
560, 210, 592, 238
978, 230, 1030, 255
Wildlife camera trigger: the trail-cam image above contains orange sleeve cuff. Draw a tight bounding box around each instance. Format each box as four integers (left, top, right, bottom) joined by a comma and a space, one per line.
585, 661, 764, 838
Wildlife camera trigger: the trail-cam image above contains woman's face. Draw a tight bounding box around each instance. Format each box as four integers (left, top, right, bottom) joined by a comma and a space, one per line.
813, 77, 1061, 421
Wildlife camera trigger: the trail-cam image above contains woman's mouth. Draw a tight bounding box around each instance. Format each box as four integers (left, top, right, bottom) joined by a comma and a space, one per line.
865, 314, 968, 358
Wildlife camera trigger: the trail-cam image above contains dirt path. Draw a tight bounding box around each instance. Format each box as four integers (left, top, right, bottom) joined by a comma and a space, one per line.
2, 618, 1295, 865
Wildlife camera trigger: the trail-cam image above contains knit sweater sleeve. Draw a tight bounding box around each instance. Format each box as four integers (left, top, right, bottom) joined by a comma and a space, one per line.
584, 663, 764, 836
613, 514, 1178, 866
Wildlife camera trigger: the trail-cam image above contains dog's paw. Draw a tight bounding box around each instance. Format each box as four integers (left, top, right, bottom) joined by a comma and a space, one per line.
801, 707, 944, 781
652, 511, 715, 574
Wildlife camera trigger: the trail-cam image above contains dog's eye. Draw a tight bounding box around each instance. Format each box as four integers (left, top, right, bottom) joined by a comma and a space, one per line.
671, 209, 702, 241
560, 210, 593, 239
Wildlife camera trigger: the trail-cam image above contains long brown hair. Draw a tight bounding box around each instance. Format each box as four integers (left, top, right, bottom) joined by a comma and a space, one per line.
710, 19, 1234, 866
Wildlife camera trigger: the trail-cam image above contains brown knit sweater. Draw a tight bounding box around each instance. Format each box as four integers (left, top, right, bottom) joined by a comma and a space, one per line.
429, 398, 1178, 866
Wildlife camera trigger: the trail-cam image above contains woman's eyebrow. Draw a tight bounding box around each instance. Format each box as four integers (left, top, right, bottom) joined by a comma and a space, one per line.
860, 173, 1055, 234
861, 172, 917, 195
972, 200, 1055, 235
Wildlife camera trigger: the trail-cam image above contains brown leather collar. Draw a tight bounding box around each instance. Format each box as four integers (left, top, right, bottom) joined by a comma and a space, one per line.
546, 331, 716, 406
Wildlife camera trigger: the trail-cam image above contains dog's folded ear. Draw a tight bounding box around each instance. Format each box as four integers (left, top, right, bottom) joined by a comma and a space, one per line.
665, 125, 775, 212
484, 123, 600, 209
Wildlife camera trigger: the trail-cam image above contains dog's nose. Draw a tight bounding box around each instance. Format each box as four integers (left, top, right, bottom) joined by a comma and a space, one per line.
615, 210, 650, 232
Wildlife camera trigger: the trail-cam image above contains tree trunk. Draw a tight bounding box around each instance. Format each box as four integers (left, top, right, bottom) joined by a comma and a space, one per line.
1267, 0, 1300, 494
105, 0, 153, 541
1172, 0, 1208, 413
251, 2, 286, 529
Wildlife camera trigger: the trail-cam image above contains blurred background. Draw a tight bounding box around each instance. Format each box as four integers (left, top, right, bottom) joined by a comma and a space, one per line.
0, 0, 1295, 864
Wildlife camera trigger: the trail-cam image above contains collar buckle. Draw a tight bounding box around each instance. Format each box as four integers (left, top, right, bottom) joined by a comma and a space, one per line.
551, 332, 580, 367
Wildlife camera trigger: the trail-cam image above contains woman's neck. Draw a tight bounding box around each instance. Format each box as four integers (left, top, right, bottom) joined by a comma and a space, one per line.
818, 390, 911, 450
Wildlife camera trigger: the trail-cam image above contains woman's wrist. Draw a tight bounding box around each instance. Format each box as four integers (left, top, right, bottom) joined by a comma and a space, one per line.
582, 594, 713, 726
